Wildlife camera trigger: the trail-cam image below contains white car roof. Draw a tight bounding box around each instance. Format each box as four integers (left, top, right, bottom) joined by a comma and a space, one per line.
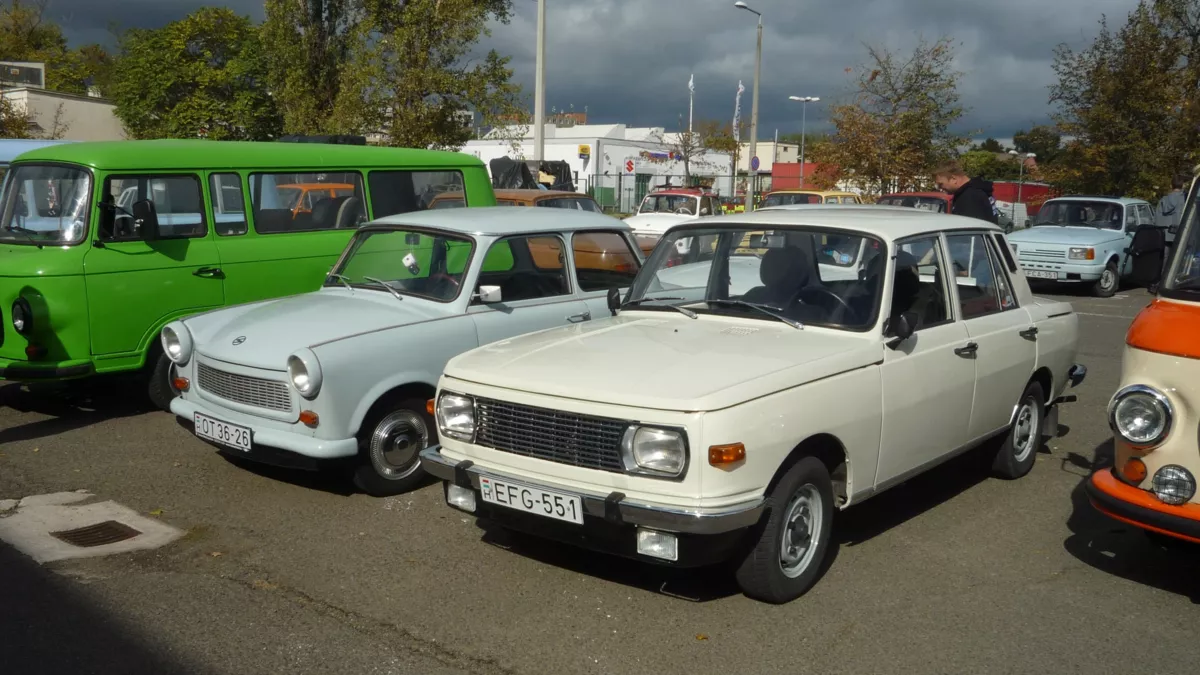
368, 205, 631, 236
1044, 196, 1149, 206
682, 205, 1002, 241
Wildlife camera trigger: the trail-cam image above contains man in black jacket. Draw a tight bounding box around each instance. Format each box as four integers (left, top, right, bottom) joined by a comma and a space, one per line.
933, 162, 999, 224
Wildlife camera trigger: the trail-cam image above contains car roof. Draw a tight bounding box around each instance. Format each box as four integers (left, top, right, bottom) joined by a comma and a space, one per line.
369, 206, 630, 236
1, 139, 75, 163
682, 204, 1002, 239
1048, 195, 1148, 205
881, 191, 948, 199
647, 189, 708, 196
10, 139, 483, 171
494, 189, 593, 201
768, 189, 856, 196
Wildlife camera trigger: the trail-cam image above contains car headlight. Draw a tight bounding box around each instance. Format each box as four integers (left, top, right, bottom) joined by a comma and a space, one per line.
1151, 465, 1197, 506
287, 348, 322, 398
160, 322, 192, 365
1068, 247, 1096, 260
1108, 385, 1173, 448
436, 392, 476, 441
621, 426, 687, 477
11, 297, 32, 335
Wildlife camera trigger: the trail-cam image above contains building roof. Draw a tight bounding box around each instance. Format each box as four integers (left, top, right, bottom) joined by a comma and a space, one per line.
11, 139, 483, 171
371, 205, 629, 236
688, 204, 1002, 239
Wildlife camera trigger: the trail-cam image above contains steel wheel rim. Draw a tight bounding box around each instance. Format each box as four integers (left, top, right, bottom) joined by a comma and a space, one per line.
1100, 268, 1116, 291
779, 484, 823, 578
370, 410, 428, 480
1012, 397, 1039, 463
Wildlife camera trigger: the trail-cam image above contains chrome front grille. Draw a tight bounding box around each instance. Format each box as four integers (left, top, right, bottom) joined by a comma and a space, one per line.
475, 398, 629, 473
1018, 248, 1067, 261
196, 362, 293, 412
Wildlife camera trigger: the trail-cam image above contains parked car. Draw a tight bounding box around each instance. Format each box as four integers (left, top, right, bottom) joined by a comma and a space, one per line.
1007, 196, 1158, 297
760, 190, 862, 207
163, 207, 643, 496
0, 139, 494, 409
878, 191, 951, 213
623, 188, 719, 248
1086, 170, 1200, 545
421, 207, 1086, 604
494, 189, 604, 211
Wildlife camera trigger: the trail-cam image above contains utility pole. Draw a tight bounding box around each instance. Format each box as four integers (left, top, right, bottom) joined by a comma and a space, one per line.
533, 0, 546, 163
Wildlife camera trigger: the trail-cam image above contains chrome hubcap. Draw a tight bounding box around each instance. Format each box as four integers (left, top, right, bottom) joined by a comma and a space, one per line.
779, 484, 823, 578
1101, 269, 1116, 290
1012, 398, 1038, 463
370, 410, 428, 479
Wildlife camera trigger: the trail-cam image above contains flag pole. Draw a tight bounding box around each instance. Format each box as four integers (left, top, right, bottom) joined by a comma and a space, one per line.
688, 73, 695, 133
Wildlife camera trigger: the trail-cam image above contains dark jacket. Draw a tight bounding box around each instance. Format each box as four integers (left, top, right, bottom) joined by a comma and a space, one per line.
951, 177, 998, 224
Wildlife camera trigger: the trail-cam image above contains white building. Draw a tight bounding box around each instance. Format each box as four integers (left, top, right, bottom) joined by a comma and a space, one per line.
462, 123, 734, 213
2, 87, 126, 141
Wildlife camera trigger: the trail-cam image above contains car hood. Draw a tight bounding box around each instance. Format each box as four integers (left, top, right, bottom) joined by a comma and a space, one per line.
189, 288, 457, 368
622, 213, 697, 234
1008, 226, 1124, 246
444, 313, 882, 412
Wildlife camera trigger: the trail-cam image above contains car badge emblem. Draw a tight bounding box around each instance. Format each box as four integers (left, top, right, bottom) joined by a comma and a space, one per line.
232, 336, 247, 345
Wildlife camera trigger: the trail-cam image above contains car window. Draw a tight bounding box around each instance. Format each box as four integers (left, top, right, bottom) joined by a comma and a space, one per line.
946, 233, 1009, 319
250, 172, 365, 234
100, 174, 206, 241
1125, 206, 1138, 229
476, 235, 570, 303
894, 236, 951, 329
573, 231, 640, 292
210, 173, 247, 236
1138, 204, 1154, 226
841, 196, 858, 204
368, 170, 467, 217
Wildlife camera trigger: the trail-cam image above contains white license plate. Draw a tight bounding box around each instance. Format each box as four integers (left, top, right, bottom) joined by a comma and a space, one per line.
1024, 270, 1060, 280
479, 476, 584, 525
194, 412, 252, 452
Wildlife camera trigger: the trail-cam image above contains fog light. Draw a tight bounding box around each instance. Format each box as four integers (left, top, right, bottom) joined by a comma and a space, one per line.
446, 483, 476, 513
1151, 465, 1197, 506
1120, 457, 1147, 484
173, 377, 190, 392
636, 528, 678, 562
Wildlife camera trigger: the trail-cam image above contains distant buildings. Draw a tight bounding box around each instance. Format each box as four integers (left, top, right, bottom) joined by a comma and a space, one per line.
1, 61, 126, 141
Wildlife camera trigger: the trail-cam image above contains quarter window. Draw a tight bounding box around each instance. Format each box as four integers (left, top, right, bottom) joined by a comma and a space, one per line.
474, 235, 570, 303
100, 174, 206, 241
250, 172, 365, 234
210, 173, 247, 236
946, 233, 1012, 319
572, 231, 640, 291
368, 170, 467, 217
893, 236, 951, 329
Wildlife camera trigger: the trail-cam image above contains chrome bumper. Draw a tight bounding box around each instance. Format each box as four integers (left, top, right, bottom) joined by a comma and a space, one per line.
419, 447, 766, 535
1068, 363, 1087, 388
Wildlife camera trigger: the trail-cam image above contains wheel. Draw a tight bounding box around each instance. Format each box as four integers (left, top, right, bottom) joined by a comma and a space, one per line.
352, 396, 435, 497
991, 381, 1045, 479
734, 457, 834, 604
146, 351, 179, 412
1092, 261, 1118, 298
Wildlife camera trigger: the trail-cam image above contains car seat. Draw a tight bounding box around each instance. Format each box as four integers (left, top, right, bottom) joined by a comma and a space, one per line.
742, 246, 813, 307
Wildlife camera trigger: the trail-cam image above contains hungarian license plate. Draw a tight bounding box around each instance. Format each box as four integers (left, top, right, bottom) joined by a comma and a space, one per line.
479, 476, 583, 525
1024, 270, 1060, 280
194, 412, 252, 452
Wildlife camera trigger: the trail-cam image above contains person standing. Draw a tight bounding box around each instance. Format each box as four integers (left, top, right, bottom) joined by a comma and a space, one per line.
1156, 173, 1188, 243
932, 162, 999, 224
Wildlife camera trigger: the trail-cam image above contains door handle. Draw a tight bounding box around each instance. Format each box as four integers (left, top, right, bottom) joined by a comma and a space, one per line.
567, 311, 591, 323
1019, 326, 1039, 340
193, 266, 224, 279
954, 342, 979, 357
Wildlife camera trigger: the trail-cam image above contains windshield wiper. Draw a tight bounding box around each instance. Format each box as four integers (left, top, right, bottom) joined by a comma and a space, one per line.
326, 272, 352, 291
621, 296, 696, 318
706, 299, 804, 329
363, 276, 404, 301
3, 224, 43, 248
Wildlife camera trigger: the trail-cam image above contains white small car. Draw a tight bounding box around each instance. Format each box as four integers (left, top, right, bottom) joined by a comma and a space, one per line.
421, 206, 1087, 603
162, 208, 643, 496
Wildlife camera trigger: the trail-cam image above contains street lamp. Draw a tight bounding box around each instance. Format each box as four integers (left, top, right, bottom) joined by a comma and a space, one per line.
1008, 150, 1036, 224
788, 95, 820, 188
734, 1, 762, 211
533, 0, 546, 163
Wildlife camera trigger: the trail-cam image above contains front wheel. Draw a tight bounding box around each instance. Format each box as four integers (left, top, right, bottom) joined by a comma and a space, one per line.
991, 381, 1045, 479
147, 352, 179, 412
352, 397, 434, 497
1092, 261, 1118, 298
734, 457, 834, 604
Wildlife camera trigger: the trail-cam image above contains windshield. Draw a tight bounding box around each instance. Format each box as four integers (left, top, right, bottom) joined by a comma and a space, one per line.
331, 228, 474, 302
1164, 177, 1200, 293
639, 194, 697, 214
878, 195, 948, 213
1034, 200, 1125, 229
0, 164, 92, 246
761, 193, 821, 207
625, 225, 885, 331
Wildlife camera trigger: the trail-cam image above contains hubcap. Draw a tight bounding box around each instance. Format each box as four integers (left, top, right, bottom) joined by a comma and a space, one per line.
1012, 397, 1039, 463
779, 484, 823, 578
1101, 268, 1116, 290
369, 410, 428, 480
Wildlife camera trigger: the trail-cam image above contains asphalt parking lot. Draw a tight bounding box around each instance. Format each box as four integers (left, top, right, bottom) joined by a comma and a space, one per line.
2, 285, 1198, 675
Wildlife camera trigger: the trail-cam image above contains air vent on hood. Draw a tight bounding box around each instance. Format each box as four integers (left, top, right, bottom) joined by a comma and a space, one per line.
720, 326, 760, 336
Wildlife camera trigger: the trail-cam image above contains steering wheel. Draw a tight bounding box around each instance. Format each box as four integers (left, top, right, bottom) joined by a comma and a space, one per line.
791, 286, 859, 322
675, 206, 694, 215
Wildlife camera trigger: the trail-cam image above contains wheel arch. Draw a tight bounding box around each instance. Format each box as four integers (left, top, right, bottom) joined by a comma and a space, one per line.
768, 433, 849, 507
353, 380, 438, 438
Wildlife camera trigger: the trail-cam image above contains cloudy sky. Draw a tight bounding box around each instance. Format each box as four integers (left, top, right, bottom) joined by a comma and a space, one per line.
47, 0, 1143, 140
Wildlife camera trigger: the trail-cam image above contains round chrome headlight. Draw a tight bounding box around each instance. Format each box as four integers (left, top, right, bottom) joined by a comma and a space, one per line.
160, 322, 193, 365
11, 298, 32, 335
287, 349, 322, 399
1108, 385, 1173, 448
1151, 465, 1197, 506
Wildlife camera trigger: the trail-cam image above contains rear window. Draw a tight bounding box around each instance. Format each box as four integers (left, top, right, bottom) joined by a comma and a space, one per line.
369, 170, 467, 217
250, 172, 366, 234
761, 193, 819, 207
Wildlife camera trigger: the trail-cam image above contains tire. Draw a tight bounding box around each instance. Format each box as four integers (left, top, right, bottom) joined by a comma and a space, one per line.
352, 396, 435, 497
991, 381, 1045, 479
1092, 261, 1118, 298
734, 457, 834, 604
147, 351, 179, 412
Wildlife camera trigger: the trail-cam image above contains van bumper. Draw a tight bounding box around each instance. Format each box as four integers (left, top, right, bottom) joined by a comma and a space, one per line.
0, 360, 94, 380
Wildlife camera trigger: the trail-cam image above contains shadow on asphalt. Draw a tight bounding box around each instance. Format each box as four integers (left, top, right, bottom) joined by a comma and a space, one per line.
0, 543, 213, 675
0, 379, 155, 445
1061, 440, 1200, 603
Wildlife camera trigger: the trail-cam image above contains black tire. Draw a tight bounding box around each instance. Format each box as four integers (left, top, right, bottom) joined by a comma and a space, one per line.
352, 396, 435, 497
991, 381, 1045, 479
1092, 261, 1118, 298
147, 351, 179, 412
734, 457, 834, 604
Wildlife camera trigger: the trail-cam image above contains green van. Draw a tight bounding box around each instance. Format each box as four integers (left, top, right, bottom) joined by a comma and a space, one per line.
0, 139, 495, 408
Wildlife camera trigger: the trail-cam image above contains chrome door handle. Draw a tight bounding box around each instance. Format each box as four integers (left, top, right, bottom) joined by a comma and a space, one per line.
567, 311, 591, 323
954, 342, 979, 357
1019, 326, 1038, 340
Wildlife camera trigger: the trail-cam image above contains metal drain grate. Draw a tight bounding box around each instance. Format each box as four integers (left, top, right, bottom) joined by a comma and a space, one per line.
49, 520, 142, 548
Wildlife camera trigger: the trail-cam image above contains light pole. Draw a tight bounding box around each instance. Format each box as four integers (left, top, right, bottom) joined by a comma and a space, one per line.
734, 1, 762, 211
1008, 150, 1036, 224
533, 0, 546, 163
788, 95, 819, 188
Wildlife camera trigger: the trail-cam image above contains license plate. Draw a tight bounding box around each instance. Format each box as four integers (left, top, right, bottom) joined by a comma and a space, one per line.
479, 476, 583, 525
1024, 270, 1060, 280
194, 412, 252, 452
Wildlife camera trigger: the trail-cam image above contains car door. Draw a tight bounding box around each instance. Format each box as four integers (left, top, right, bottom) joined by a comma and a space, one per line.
876, 234, 976, 486
469, 234, 590, 345
945, 232, 1036, 443
570, 230, 642, 318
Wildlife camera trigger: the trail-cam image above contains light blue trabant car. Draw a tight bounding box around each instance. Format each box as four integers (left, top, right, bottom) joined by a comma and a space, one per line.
162, 207, 643, 496
1007, 196, 1157, 297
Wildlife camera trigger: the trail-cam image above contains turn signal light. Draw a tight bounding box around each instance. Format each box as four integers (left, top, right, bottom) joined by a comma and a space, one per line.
426, 398, 435, 415
1121, 457, 1148, 483
24, 345, 46, 359
173, 377, 190, 392
299, 410, 320, 427
708, 443, 746, 467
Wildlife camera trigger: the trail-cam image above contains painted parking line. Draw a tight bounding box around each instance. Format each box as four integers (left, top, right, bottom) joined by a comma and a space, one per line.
1076, 311, 1135, 319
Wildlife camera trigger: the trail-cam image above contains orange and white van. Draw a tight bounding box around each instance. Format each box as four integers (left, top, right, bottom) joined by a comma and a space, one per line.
1087, 170, 1200, 543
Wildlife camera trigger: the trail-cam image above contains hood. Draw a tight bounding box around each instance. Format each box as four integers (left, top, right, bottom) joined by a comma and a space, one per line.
956, 177, 994, 199
445, 314, 882, 412
622, 213, 697, 234
189, 287, 456, 368
1008, 226, 1124, 246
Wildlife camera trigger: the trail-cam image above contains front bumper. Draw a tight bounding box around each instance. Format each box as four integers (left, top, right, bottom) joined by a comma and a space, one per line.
170, 395, 359, 461
1017, 260, 1107, 282
1086, 468, 1200, 544
0, 359, 94, 380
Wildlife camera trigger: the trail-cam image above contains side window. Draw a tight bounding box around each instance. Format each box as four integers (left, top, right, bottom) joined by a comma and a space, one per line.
991, 233, 1018, 274
475, 235, 569, 303
1125, 206, 1138, 229
946, 233, 1005, 319
824, 196, 839, 204
250, 172, 365, 234
210, 173, 247, 236
100, 174, 205, 241
894, 235, 951, 328
535, 198, 568, 209
368, 170, 466, 217
573, 231, 640, 292
1138, 204, 1154, 226
842, 196, 859, 204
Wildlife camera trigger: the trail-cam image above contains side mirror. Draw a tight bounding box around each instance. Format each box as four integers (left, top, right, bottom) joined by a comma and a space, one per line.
132, 199, 160, 241
607, 287, 621, 316
1129, 225, 1166, 287
476, 285, 502, 303
885, 311, 918, 350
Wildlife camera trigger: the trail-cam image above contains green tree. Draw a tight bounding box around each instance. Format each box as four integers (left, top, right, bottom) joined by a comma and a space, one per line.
260, 0, 351, 135
0, 95, 33, 138
959, 149, 1023, 181
0, 0, 110, 95
973, 137, 1006, 152
1012, 125, 1062, 164
107, 7, 281, 140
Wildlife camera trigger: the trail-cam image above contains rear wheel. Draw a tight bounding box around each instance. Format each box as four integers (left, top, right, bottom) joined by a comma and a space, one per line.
991, 381, 1045, 479
352, 396, 434, 497
1092, 261, 1118, 298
